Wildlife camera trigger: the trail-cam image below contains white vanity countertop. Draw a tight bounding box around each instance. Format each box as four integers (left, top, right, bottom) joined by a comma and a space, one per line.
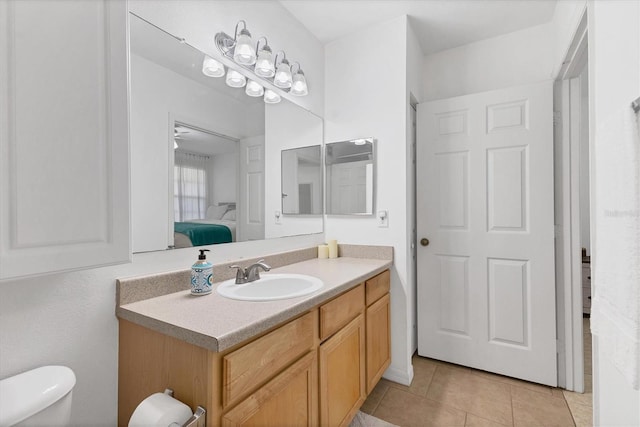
117, 257, 392, 352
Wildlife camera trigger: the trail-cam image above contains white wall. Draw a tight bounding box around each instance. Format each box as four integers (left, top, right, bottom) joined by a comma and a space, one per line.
129, 0, 324, 117
0, 2, 325, 425
130, 54, 253, 252
589, 1, 640, 424
265, 101, 324, 239
422, 22, 555, 101
324, 15, 413, 384
209, 152, 238, 206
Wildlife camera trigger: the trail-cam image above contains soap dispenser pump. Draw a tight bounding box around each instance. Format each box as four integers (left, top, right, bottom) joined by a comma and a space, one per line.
191, 249, 213, 295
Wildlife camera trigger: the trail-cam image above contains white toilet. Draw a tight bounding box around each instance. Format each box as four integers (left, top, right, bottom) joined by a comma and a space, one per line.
0, 365, 76, 426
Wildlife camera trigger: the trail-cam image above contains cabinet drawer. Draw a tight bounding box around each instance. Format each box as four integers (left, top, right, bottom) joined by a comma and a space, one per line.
222, 351, 318, 427
320, 284, 364, 341
223, 311, 315, 409
365, 270, 390, 306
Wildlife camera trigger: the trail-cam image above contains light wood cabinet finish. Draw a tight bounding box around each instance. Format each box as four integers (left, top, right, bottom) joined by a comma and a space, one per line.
221, 351, 318, 427
118, 320, 218, 427
365, 270, 390, 306
319, 314, 366, 427
320, 284, 364, 341
223, 311, 315, 409
118, 269, 390, 427
366, 294, 391, 394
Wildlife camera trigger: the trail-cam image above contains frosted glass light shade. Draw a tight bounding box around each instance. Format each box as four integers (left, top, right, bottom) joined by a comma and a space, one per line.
226, 69, 246, 88
233, 30, 256, 65
255, 49, 275, 78
290, 72, 308, 96
274, 61, 292, 89
245, 80, 264, 97
202, 56, 225, 77
264, 89, 281, 104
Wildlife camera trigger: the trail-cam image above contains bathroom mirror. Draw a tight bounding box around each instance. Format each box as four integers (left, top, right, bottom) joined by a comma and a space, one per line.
281, 145, 322, 215
325, 138, 375, 215
129, 13, 323, 252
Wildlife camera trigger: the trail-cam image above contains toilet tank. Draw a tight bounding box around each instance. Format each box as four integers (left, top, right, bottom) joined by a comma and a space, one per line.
0, 366, 76, 426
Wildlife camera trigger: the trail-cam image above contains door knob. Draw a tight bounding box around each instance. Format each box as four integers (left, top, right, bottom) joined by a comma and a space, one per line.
420, 238, 430, 247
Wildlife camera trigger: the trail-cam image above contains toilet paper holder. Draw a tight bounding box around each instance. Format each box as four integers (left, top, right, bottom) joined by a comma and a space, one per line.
164, 389, 206, 427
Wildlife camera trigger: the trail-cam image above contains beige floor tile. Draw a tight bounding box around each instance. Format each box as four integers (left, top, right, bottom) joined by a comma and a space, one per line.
388, 356, 437, 397
373, 387, 466, 427
361, 379, 392, 414
426, 368, 513, 425
470, 370, 553, 396
567, 402, 593, 427
512, 385, 575, 426
562, 388, 593, 409
465, 413, 512, 426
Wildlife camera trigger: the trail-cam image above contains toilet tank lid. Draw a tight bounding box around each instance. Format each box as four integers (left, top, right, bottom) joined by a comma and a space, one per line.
0, 365, 76, 426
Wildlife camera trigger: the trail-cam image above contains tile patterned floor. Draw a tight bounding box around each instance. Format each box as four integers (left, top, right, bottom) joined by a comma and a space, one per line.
362, 319, 594, 427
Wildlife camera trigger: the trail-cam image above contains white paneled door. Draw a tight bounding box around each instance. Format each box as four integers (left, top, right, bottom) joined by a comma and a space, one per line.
238, 137, 265, 241
417, 82, 557, 386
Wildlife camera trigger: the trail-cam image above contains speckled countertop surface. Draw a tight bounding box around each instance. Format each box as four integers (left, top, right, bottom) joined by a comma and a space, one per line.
117, 257, 392, 353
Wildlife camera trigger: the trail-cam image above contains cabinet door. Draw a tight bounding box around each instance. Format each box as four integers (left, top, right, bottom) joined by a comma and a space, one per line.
319, 314, 365, 427
222, 351, 318, 427
0, 0, 130, 280
366, 293, 391, 394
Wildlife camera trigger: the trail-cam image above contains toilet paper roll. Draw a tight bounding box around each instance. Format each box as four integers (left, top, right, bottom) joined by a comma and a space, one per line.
129, 392, 192, 427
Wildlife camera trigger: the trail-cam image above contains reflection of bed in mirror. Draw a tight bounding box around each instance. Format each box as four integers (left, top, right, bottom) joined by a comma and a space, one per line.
174, 203, 237, 248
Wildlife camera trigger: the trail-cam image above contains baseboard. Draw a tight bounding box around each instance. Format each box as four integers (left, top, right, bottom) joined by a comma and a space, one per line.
382, 363, 414, 386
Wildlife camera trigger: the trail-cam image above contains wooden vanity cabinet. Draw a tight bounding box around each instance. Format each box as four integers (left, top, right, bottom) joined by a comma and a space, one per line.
319, 285, 366, 427
221, 351, 318, 427
365, 270, 391, 394
118, 270, 391, 427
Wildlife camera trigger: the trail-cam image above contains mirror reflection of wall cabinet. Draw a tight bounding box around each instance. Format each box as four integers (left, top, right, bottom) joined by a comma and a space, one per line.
281, 146, 322, 215
129, 13, 323, 253
325, 139, 375, 216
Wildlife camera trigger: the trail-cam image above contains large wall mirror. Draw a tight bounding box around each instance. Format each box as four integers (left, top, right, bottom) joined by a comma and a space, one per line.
325, 138, 375, 215
129, 14, 323, 253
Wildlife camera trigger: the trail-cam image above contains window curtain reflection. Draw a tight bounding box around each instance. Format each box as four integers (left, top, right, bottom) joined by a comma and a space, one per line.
174, 151, 209, 221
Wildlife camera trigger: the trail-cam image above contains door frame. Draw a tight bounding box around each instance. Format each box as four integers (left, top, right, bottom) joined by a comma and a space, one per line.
554, 9, 588, 392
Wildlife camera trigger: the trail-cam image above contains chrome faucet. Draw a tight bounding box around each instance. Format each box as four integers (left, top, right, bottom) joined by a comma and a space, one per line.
229, 259, 271, 284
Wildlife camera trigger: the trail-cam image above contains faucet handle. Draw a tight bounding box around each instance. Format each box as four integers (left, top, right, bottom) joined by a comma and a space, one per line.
229, 265, 248, 284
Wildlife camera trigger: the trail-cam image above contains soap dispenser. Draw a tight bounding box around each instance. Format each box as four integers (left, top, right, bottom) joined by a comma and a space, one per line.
191, 249, 213, 295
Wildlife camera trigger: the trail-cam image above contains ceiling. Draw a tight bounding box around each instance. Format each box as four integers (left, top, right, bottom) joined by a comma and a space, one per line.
279, 0, 557, 55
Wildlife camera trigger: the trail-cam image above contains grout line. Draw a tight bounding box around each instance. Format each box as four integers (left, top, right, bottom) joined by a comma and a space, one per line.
370, 383, 391, 416
510, 384, 516, 426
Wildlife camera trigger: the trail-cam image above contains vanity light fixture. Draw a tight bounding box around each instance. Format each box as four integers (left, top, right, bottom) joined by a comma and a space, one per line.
215, 20, 308, 102
264, 89, 281, 104
290, 62, 308, 96
353, 138, 372, 146
232, 20, 257, 65
273, 52, 292, 89
254, 37, 275, 78
226, 69, 246, 88
202, 56, 225, 77
245, 80, 264, 97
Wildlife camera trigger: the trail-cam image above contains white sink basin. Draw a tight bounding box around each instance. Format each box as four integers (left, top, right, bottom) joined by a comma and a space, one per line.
216, 273, 324, 301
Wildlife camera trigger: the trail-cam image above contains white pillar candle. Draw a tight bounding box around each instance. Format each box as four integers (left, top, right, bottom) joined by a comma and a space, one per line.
318, 244, 329, 259
328, 240, 338, 259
